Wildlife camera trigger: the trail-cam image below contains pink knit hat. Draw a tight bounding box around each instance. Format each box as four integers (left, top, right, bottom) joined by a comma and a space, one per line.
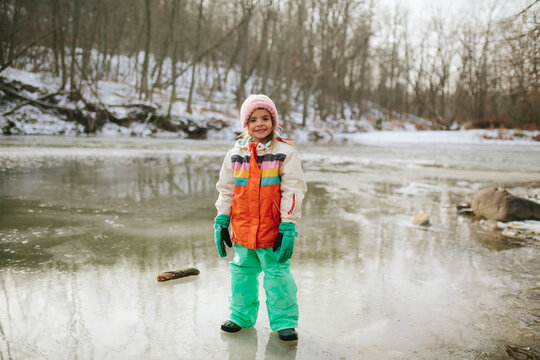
240, 94, 279, 130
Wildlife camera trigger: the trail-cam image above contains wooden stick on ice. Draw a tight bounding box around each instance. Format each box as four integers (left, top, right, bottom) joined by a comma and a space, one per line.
156, 267, 200, 282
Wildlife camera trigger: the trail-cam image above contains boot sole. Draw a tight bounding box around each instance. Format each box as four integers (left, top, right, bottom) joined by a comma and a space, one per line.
278, 335, 298, 341
278, 332, 298, 341
221, 325, 242, 333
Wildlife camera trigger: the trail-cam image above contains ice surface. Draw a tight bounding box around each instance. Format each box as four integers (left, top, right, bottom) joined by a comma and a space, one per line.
1, 137, 539, 359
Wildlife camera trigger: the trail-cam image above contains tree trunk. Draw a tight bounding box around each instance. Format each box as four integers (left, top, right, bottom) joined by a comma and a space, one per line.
51, 0, 59, 76
139, 0, 152, 99
260, 9, 277, 94
235, 1, 253, 108
167, 0, 181, 119
80, 6, 99, 89
186, 0, 204, 114
69, 0, 80, 92
151, 1, 174, 93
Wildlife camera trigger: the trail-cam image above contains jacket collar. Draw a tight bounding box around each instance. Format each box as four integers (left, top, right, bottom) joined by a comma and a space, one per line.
235, 135, 275, 154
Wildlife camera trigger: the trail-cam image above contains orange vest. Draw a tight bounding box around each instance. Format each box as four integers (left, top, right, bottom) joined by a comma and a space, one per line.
230, 142, 282, 249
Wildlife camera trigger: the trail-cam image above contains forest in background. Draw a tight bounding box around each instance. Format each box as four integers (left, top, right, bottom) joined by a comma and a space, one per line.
0, 0, 538, 130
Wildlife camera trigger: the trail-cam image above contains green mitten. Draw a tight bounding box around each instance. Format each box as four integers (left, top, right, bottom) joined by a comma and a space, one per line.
214, 214, 232, 257
272, 222, 297, 263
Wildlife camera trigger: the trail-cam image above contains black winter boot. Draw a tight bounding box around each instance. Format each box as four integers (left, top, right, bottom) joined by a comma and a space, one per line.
277, 328, 298, 341
221, 320, 241, 333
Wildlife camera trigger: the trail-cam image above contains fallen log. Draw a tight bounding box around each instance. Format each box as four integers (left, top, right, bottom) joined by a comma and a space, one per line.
156, 267, 200, 282
0, 81, 75, 113
1, 79, 111, 132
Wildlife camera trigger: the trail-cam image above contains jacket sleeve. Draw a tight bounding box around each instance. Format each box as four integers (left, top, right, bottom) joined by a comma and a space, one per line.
280, 147, 308, 224
215, 149, 235, 216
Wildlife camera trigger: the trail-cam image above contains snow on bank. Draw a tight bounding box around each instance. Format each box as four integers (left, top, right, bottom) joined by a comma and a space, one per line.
1, 67, 59, 90
336, 129, 540, 146
2, 67, 540, 145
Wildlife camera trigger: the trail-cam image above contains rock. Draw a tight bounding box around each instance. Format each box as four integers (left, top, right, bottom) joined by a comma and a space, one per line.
412, 212, 430, 226
471, 187, 540, 222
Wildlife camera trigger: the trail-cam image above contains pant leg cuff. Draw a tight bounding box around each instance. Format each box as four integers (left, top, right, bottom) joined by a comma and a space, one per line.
229, 314, 255, 329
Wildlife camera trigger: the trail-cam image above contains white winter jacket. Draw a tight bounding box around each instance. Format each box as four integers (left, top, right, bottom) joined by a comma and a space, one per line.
216, 136, 307, 232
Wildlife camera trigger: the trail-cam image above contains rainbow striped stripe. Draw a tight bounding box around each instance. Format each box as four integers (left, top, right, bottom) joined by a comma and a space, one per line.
232, 153, 286, 186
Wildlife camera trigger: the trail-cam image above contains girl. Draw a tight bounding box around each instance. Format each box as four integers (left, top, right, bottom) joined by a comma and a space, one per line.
214, 94, 307, 341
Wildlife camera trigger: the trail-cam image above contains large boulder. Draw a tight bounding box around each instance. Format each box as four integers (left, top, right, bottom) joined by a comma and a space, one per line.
472, 187, 540, 222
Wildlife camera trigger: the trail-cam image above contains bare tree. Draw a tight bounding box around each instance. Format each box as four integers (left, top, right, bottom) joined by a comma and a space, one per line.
186, 0, 204, 114
139, 0, 152, 99
2, 0, 538, 131
167, 0, 182, 119
69, 0, 80, 92
234, 0, 255, 108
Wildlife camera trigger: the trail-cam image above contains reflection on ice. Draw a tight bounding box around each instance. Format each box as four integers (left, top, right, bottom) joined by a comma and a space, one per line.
395, 182, 442, 195
1, 137, 539, 359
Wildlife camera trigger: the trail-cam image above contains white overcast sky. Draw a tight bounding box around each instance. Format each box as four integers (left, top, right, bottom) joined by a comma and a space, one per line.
377, 0, 532, 24
371, 0, 536, 48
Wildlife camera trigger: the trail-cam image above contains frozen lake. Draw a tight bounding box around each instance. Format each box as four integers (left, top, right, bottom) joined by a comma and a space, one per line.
1, 136, 539, 359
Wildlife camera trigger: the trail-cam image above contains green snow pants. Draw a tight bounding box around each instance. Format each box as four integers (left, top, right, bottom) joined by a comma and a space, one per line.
229, 243, 299, 332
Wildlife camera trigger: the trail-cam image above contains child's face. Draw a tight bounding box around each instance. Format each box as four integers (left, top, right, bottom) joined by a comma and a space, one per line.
247, 108, 273, 143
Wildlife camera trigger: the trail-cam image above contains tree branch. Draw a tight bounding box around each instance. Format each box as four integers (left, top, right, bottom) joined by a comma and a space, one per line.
162, 15, 248, 89
0, 6, 97, 73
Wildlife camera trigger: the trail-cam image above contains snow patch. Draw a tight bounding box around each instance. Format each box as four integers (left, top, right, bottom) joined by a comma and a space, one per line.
2, 68, 59, 90
5, 105, 83, 135
497, 220, 540, 241
99, 122, 159, 137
